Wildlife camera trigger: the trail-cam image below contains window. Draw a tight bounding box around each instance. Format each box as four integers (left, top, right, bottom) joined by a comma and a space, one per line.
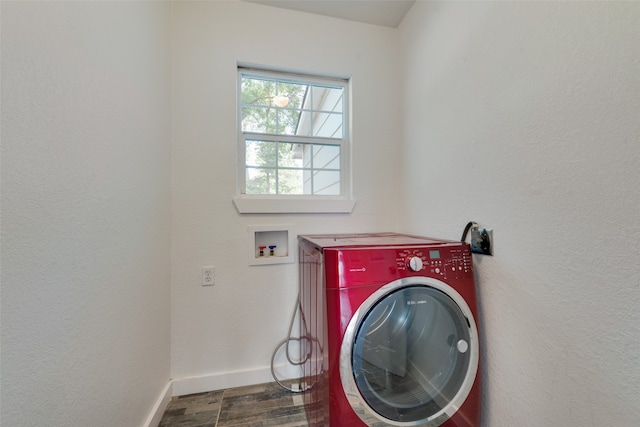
234, 66, 354, 214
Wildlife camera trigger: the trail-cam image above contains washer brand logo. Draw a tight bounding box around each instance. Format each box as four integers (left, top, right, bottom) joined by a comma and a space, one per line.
349, 267, 367, 272
407, 300, 427, 305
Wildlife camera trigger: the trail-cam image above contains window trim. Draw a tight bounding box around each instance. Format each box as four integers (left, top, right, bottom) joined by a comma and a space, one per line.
233, 194, 356, 214
234, 65, 354, 214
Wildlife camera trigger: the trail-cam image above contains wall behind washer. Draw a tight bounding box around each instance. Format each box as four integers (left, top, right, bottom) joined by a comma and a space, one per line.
397, 2, 640, 426
170, 1, 400, 391
1, 2, 172, 426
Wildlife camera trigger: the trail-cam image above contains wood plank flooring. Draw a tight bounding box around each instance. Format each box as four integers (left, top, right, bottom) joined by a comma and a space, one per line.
159, 381, 308, 427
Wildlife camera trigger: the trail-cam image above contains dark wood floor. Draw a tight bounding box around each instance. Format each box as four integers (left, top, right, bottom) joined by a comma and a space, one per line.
159, 381, 308, 427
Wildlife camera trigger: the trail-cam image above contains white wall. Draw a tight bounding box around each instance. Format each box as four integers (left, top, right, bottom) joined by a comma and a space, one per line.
398, 2, 640, 426
1, 2, 172, 426
170, 1, 399, 392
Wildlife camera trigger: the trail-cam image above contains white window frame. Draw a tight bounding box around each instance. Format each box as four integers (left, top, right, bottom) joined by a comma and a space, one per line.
233, 65, 355, 214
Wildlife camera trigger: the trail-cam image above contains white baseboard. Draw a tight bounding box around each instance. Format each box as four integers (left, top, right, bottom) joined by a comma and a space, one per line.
172, 364, 302, 397
142, 364, 302, 426
142, 380, 173, 427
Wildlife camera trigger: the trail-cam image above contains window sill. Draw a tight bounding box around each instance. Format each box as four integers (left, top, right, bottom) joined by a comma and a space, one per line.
233, 196, 356, 214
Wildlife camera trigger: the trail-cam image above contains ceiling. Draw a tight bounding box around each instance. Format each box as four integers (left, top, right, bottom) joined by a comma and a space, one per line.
243, 0, 416, 28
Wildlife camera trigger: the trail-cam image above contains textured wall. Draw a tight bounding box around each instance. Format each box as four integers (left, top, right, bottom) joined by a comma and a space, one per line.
398, 2, 640, 426
170, 1, 400, 391
1, 2, 172, 425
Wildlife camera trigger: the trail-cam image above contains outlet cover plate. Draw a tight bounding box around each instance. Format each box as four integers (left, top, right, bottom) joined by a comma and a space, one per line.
202, 266, 215, 286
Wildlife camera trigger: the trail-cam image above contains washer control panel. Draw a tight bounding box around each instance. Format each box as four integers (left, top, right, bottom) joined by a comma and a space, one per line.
396, 246, 473, 278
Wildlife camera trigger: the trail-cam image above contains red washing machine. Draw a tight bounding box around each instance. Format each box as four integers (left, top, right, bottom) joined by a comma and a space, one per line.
298, 233, 481, 427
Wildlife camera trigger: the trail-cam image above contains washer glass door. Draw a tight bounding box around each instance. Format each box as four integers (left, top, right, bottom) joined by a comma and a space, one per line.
350, 284, 475, 424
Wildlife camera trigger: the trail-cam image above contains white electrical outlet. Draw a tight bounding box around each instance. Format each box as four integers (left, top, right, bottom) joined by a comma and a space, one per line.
202, 266, 215, 286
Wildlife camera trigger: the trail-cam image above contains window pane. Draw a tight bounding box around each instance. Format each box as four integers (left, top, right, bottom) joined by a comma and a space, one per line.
296, 111, 313, 137
313, 171, 340, 195
295, 112, 343, 139
242, 78, 275, 106
278, 143, 303, 168
313, 145, 340, 170
312, 112, 343, 137
277, 81, 307, 109
246, 140, 276, 167
242, 107, 275, 133
246, 167, 276, 194
277, 109, 302, 135
302, 144, 312, 168
278, 169, 304, 195
303, 168, 312, 193
311, 85, 343, 112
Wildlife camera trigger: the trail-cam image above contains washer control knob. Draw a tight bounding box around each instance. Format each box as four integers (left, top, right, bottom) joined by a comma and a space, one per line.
407, 256, 423, 272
